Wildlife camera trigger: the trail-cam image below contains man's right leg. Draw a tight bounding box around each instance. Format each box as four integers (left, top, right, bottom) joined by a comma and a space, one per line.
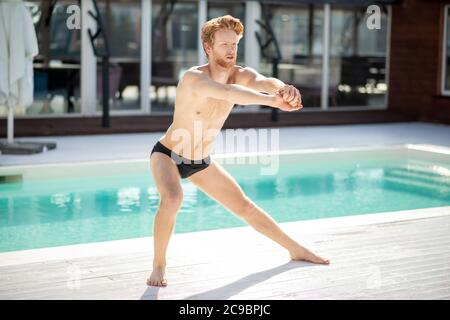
147, 152, 183, 287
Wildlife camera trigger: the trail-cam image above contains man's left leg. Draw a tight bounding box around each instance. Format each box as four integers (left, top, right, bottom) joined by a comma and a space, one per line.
188, 160, 329, 265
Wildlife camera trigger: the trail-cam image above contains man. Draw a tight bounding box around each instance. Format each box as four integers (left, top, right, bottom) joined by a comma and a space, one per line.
147, 15, 329, 287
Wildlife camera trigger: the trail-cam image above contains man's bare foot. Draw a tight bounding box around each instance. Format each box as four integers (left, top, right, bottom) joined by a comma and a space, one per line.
146, 265, 168, 287
289, 245, 330, 265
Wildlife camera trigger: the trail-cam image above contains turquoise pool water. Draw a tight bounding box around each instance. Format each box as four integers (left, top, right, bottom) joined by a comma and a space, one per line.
1, 153, 449, 252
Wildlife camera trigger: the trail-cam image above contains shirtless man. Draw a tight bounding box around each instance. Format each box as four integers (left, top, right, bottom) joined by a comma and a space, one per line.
147, 15, 329, 287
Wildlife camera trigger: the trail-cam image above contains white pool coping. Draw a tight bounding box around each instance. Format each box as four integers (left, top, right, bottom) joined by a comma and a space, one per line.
2, 122, 450, 168
1, 142, 450, 172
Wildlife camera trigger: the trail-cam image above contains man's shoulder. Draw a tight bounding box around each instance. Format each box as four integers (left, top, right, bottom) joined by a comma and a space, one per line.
180, 64, 252, 85
234, 65, 259, 85
181, 66, 206, 83
235, 66, 258, 76
185, 64, 248, 74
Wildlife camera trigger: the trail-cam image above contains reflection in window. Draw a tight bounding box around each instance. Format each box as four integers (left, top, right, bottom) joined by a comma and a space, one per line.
330, 5, 388, 107
258, 4, 324, 108
97, 0, 142, 112
13, 1, 82, 116
151, 0, 198, 113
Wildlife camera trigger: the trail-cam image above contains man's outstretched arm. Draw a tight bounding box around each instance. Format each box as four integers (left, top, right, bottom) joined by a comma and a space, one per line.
239, 67, 302, 107
181, 69, 299, 111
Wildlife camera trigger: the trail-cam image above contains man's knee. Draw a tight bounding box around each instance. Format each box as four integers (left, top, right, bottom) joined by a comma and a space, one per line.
159, 190, 183, 211
237, 197, 258, 219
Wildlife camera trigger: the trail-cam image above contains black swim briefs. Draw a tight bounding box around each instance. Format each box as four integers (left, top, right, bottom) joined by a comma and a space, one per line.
151, 141, 211, 179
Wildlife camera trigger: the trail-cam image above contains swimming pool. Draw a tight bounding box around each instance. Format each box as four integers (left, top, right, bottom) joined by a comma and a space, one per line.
1, 144, 449, 253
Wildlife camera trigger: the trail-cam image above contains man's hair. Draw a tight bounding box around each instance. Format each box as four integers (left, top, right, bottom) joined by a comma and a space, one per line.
201, 15, 244, 59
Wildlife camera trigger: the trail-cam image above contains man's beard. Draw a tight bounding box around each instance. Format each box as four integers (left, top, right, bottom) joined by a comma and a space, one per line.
214, 56, 236, 69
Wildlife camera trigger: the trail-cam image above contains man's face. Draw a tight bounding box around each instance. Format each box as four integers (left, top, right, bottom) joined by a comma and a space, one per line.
206, 29, 240, 68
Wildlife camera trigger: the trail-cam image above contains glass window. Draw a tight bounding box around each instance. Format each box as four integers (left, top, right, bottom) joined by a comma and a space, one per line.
97, 0, 142, 112
5, 1, 82, 117
330, 5, 388, 107
442, 6, 450, 93
258, 4, 324, 109
151, 0, 198, 113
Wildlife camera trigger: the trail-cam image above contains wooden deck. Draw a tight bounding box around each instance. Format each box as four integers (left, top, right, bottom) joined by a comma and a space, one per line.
0, 207, 449, 300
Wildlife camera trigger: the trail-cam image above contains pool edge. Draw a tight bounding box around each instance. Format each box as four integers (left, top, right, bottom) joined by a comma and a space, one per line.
1, 205, 449, 268
3, 142, 450, 170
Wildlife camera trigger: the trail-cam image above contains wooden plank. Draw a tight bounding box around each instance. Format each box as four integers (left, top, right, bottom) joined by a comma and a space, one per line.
4, 246, 448, 300
0, 214, 449, 299
1, 223, 448, 292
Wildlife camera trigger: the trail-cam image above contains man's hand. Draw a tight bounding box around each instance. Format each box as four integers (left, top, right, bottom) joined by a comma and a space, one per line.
276, 84, 303, 109
272, 93, 302, 112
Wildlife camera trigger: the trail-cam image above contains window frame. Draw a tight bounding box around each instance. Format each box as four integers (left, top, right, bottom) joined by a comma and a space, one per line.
441, 5, 450, 96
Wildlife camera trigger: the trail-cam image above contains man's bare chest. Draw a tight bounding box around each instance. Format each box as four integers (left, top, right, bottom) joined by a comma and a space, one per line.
195, 97, 234, 121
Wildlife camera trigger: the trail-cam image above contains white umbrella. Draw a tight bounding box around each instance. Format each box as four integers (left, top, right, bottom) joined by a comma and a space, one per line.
0, 0, 55, 154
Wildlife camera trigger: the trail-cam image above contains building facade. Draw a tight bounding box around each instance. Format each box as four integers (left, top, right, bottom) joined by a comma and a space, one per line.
0, 0, 449, 136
